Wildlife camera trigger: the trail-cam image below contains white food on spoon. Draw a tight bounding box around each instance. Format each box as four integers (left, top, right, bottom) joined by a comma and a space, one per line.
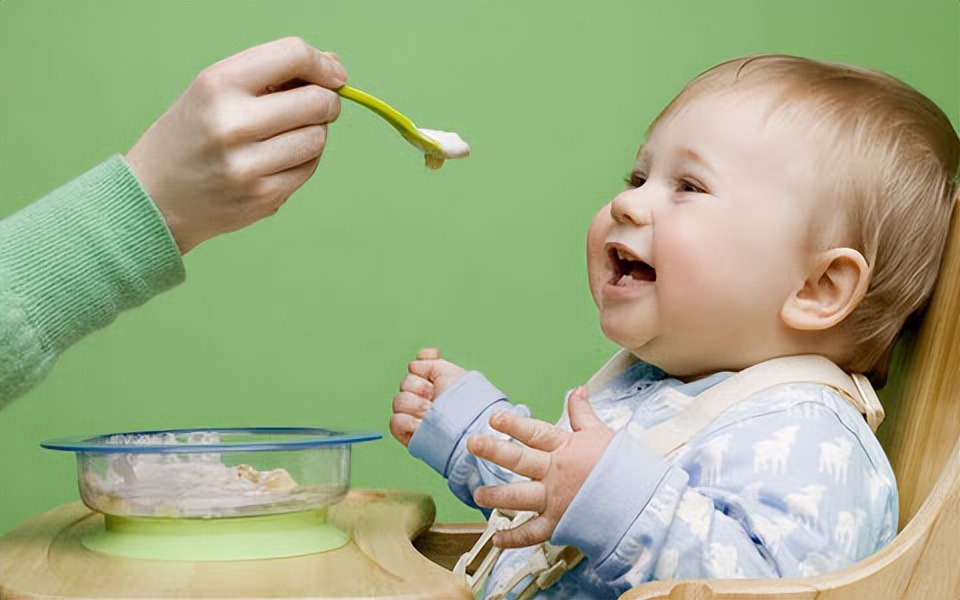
417, 128, 471, 169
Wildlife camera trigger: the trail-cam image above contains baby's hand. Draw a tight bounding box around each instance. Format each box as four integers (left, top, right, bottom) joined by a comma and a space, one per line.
389, 347, 466, 447
467, 387, 613, 548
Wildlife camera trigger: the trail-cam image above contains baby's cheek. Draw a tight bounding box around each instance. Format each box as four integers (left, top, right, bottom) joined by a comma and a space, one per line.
585, 208, 613, 302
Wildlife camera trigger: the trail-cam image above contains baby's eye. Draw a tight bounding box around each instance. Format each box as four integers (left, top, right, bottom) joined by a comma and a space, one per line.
678, 178, 706, 194
624, 173, 647, 188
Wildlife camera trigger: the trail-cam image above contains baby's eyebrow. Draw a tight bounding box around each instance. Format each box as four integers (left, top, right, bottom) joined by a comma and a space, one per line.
680, 148, 704, 162
635, 145, 717, 179
680, 147, 705, 164
678, 146, 718, 178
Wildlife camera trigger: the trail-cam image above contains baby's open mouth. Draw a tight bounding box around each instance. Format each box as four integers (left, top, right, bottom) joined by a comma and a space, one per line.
609, 247, 656, 285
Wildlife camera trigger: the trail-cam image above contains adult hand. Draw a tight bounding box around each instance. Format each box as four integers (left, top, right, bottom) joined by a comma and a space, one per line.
468, 387, 614, 548
390, 347, 467, 447
126, 37, 347, 254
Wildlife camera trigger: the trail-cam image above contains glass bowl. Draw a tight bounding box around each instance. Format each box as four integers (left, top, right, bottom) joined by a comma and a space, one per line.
42, 427, 381, 519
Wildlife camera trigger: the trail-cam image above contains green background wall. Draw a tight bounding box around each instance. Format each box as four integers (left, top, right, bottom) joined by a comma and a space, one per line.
1, 0, 957, 535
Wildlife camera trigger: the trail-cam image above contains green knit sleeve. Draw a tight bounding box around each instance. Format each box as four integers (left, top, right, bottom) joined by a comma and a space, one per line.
0, 155, 186, 407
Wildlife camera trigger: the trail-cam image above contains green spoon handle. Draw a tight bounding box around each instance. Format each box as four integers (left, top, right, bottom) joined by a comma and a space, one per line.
337, 84, 442, 155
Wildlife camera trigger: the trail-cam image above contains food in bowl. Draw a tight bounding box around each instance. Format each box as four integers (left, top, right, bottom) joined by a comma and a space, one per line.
43, 427, 381, 519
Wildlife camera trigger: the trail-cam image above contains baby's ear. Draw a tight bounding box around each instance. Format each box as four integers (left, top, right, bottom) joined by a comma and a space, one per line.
781, 248, 870, 331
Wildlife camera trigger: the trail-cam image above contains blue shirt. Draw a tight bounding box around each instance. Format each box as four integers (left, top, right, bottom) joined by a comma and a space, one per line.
408, 360, 897, 598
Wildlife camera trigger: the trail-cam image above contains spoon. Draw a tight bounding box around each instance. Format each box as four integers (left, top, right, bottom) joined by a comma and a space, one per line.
337, 84, 469, 169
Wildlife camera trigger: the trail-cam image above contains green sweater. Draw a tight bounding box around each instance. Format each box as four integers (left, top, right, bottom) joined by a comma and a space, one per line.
0, 155, 185, 407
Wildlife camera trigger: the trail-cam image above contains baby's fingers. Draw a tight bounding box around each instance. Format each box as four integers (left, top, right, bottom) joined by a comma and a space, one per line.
493, 515, 555, 548
393, 390, 432, 418
467, 434, 550, 480
416, 347, 441, 360
406, 357, 466, 398
389, 413, 420, 447
488, 411, 567, 452
474, 480, 546, 514
400, 373, 434, 399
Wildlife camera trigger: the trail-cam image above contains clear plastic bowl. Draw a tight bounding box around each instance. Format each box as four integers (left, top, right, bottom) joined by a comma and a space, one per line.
42, 427, 381, 519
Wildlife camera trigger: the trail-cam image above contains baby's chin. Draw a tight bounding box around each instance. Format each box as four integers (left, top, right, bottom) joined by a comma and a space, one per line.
598, 326, 653, 362
602, 338, 695, 379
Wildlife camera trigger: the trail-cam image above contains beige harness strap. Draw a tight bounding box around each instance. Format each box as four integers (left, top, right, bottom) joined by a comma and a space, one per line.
584, 349, 641, 396
462, 352, 884, 598
641, 353, 885, 456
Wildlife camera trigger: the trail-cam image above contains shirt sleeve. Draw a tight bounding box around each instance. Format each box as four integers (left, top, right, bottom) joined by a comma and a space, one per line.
0, 155, 185, 406
552, 388, 898, 591
408, 370, 532, 512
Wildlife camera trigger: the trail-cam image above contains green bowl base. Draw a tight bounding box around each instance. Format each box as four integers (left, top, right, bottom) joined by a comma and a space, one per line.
82, 509, 349, 561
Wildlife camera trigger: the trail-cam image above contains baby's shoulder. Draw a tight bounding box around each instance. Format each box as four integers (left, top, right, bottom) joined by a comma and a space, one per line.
688, 382, 889, 468
718, 381, 864, 427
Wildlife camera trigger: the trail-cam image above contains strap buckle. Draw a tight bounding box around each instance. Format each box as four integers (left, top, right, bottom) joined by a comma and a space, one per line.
454, 509, 531, 593
454, 508, 583, 599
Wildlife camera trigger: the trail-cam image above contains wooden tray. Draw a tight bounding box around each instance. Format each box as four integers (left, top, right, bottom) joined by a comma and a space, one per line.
0, 489, 473, 599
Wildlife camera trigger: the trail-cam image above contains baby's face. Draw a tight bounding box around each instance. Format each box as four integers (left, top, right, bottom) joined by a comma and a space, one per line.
587, 89, 824, 377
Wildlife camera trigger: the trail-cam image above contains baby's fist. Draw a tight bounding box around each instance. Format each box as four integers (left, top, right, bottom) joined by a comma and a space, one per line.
389, 348, 466, 446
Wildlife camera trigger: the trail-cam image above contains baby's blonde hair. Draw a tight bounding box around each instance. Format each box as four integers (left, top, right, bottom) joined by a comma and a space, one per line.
654, 55, 959, 385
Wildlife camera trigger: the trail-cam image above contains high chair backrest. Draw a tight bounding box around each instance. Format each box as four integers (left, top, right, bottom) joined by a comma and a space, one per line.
620, 204, 960, 600
876, 203, 959, 530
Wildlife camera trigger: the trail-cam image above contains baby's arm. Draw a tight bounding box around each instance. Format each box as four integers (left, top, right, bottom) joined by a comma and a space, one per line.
475, 391, 896, 591
556, 400, 896, 587
392, 350, 533, 510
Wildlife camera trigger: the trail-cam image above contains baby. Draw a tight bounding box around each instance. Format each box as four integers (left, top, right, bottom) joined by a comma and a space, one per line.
390, 55, 959, 598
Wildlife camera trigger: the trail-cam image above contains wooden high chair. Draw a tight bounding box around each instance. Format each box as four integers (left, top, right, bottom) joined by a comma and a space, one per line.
417, 206, 960, 600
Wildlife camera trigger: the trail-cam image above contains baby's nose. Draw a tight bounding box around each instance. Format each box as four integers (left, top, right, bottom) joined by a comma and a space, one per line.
610, 188, 653, 226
